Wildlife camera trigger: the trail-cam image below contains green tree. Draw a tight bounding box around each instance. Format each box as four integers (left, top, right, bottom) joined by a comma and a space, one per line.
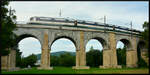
59, 52, 75, 67
20, 54, 37, 68
90, 46, 94, 51
86, 47, 102, 67
141, 21, 149, 49
0, 0, 17, 56
20, 58, 28, 68
50, 55, 59, 66
140, 21, 149, 59
136, 21, 149, 68
26, 54, 37, 67
15, 48, 22, 67
116, 47, 126, 67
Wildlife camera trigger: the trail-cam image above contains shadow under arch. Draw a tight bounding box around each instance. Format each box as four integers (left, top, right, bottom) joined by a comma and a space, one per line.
50, 36, 76, 50
88, 37, 107, 50
137, 40, 147, 61
119, 39, 132, 50
137, 40, 147, 51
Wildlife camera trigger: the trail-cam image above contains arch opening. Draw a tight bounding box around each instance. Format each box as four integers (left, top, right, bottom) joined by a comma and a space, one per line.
50, 37, 76, 67
18, 37, 41, 57
137, 40, 148, 67
116, 41, 126, 67
137, 41, 147, 51
86, 38, 105, 67
119, 39, 131, 50
17, 34, 42, 68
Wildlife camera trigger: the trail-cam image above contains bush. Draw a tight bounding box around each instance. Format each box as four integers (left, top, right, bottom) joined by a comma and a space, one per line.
137, 57, 148, 68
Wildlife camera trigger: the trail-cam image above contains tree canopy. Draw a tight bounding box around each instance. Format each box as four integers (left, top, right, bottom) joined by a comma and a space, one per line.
141, 21, 149, 49
86, 46, 102, 67
0, 0, 17, 56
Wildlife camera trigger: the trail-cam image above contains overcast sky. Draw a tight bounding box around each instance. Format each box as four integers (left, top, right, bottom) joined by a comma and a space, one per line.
9, 1, 149, 57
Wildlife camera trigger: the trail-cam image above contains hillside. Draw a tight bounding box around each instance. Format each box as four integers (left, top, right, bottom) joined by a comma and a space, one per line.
36, 51, 76, 60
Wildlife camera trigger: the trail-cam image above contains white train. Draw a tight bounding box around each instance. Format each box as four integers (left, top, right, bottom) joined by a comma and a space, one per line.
27, 16, 141, 34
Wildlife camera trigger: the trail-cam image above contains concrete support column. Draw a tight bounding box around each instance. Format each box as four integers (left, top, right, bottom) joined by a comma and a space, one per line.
1, 50, 17, 70
72, 31, 89, 69
100, 32, 121, 68
126, 50, 138, 67
72, 50, 81, 69
1, 55, 8, 70
75, 50, 80, 67
79, 31, 86, 66
38, 30, 53, 70
8, 50, 16, 70
126, 37, 138, 68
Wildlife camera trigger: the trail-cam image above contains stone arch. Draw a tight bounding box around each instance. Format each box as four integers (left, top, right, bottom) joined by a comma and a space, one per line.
85, 37, 108, 50
14, 33, 43, 56
117, 39, 132, 50
137, 40, 147, 51
16, 34, 42, 46
13, 28, 44, 45
49, 36, 77, 50
137, 40, 149, 66
137, 40, 147, 59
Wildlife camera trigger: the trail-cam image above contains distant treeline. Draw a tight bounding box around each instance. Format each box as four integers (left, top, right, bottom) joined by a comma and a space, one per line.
16, 46, 148, 68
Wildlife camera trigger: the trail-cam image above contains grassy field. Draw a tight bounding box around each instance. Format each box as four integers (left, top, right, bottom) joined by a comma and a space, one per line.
1, 67, 149, 74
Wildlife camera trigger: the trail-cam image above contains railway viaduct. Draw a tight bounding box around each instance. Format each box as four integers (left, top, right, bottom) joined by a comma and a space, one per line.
1, 23, 148, 70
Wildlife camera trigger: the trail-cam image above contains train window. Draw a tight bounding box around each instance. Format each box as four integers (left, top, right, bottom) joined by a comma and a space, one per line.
39, 17, 52, 21
54, 18, 66, 21
36, 17, 40, 21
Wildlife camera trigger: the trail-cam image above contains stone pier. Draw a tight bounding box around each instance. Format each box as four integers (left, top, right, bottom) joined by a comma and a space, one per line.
2, 22, 145, 70
38, 30, 53, 70
126, 37, 138, 68
1, 50, 17, 70
72, 31, 90, 69
100, 32, 121, 68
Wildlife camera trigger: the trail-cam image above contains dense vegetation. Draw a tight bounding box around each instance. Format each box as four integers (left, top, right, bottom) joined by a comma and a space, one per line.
86, 46, 102, 67
137, 21, 149, 67
16, 52, 37, 68
0, 0, 17, 56
51, 52, 75, 67
117, 47, 126, 67
141, 21, 149, 49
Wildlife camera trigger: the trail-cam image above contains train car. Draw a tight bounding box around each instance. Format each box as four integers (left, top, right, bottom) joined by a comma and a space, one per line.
27, 16, 141, 34
28, 16, 75, 26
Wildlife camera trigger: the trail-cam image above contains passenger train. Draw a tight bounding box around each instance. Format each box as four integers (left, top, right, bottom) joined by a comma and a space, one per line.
27, 16, 141, 34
